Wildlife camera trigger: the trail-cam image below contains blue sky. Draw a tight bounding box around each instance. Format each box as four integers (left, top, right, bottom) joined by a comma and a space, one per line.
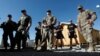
0, 0, 100, 41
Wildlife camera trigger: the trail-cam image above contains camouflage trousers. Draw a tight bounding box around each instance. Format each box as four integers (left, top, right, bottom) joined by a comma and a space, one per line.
81, 24, 93, 43
41, 28, 53, 49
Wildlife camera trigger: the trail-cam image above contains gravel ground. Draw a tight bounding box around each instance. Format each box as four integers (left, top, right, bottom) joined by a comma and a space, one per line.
0, 45, 100, 56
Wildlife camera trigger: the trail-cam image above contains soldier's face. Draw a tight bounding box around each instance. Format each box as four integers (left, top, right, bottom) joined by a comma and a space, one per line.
47, 12, 51, 15
7, 17, 11, 21
39, 23, 41, 25
78, 8, 83, 12
22, 12, 27, 15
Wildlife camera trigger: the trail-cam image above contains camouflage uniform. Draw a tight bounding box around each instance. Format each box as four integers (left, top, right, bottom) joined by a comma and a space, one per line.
77, 7, 97, 51
40, 20, 49, 50
15, 15, 32, 49
43, 16, 56, 49
77, 10, 97, 43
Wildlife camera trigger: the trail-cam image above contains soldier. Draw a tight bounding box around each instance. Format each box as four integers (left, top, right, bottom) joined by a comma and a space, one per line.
35, 22, 42, 50
43, 10, 57, 50
77, 5, 97, 52
40, 20, 49, 50
14, 10, 32, 50
0, 14, 17, 50
55, 21, 64, 49
68, 20, 79, 50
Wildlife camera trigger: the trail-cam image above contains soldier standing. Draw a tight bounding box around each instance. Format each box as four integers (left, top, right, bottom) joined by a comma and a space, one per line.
77, 5, 97, 52
35, 22, 42, 50
55, 21, 64, 49
14, 10, 32, 50
43, 10, 57, 50
68, 20, 79, 50
0, 14, 17, 50
40, 20, 49, 50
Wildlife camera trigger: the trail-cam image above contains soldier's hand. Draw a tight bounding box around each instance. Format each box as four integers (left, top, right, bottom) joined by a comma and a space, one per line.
78, 27, 82, 32
22, 31, 25, 35
17, 28, 20, 31
54, 30, 56, 33
17, 26, 22, 31
88, 20, 93, 25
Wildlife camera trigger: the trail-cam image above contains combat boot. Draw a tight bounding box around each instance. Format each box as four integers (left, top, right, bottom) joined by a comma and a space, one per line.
87, 43, 95, 52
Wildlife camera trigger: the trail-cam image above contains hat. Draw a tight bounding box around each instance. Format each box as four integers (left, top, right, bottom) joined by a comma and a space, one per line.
43, 20, 46, 23
8, 14, 12, 17
77, 5, 83, 10
21, 9, 26, 13
38, 21, 41, 23
68, 19, 72, 22
47, 10, 51, 13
